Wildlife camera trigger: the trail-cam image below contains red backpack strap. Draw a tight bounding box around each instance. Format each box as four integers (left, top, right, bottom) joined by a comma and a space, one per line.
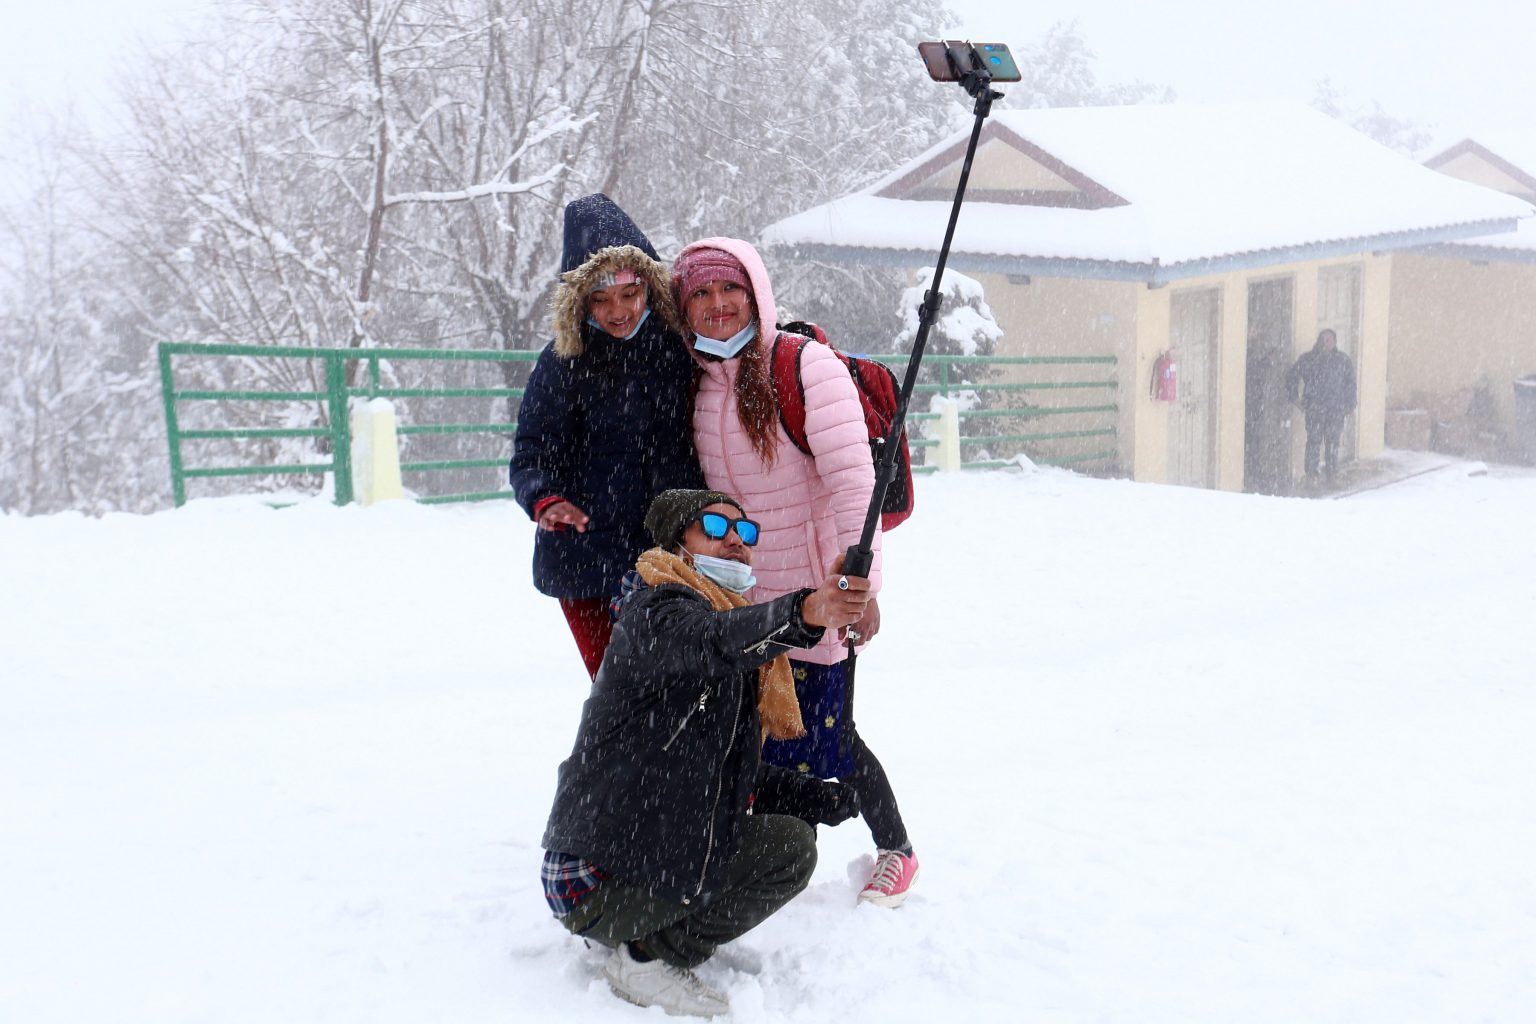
771, 330, 812, 455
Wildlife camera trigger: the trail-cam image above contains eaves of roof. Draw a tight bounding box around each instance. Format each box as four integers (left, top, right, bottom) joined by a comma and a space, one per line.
1425, 139, 1536, 196
1410, 241, 1536, 266
770, 217, 1525, 287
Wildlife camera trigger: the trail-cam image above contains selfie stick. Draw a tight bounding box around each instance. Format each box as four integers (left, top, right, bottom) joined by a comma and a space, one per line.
840, 49, 1003, 582
837, 47, 1003, 761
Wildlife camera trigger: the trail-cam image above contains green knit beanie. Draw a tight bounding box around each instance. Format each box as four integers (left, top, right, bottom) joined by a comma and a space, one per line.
645, 489, 746, 549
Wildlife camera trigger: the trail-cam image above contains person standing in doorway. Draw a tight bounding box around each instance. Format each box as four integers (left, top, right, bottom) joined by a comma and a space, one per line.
1286, 328, 1357, 483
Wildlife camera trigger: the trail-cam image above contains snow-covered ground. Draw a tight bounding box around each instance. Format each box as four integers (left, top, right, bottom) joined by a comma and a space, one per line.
4, 461, 1535, 1023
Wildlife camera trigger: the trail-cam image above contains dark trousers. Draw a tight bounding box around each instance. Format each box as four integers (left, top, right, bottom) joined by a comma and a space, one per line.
1304, 408, 1347, 478
556, 814, 815, 969
845, 729, 910, 852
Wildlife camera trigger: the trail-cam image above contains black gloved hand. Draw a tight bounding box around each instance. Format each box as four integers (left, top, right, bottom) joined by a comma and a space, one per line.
808, 779, 861, 826
755, 768, 861, 827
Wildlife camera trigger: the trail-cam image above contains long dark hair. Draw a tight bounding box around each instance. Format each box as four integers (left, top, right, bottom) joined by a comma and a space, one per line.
734, 325, 779, 463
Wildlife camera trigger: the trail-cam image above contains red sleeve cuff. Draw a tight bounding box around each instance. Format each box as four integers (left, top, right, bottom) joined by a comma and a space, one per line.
533, 495, 567, 520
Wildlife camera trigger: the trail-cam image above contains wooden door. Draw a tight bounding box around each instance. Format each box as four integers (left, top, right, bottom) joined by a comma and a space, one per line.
1244, 278, 1294, 494
1167, 288, 1220, 488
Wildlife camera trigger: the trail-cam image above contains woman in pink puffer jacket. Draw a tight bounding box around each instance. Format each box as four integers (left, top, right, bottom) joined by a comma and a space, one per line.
672, 238, 919, 908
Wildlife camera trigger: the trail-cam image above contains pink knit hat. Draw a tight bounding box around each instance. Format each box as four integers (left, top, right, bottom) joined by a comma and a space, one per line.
673, 247, 751, 300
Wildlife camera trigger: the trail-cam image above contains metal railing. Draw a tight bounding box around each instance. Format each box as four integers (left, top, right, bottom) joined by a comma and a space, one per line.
869, 354, 1120, 472
159, 343, 1119, 506
159, 342, 534, 507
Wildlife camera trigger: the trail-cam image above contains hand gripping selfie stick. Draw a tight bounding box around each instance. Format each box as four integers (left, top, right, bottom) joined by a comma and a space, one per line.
837, 46, 1004, 758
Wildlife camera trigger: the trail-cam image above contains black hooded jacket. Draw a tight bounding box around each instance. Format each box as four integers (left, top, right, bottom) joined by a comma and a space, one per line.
509, 195, 704, 599
541, 581, 826, 906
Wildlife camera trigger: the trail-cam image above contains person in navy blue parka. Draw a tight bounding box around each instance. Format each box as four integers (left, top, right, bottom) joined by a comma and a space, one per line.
510, 194, 704, 679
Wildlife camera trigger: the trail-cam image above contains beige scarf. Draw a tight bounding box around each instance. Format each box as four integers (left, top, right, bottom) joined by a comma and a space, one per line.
635, 548, 805, 742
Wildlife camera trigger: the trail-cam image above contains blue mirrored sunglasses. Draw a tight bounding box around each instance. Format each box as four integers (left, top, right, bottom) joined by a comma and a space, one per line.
698, 511, 760, 546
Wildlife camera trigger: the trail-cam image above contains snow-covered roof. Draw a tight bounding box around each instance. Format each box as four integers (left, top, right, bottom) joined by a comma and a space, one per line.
762, 103, 1534, 284
1419, 137, 1536, 263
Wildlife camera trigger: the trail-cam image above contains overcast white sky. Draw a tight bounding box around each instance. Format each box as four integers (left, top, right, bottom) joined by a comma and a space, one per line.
0, 0, 206, 127
946, 0, 1536, 150
3, 0, 1532, 152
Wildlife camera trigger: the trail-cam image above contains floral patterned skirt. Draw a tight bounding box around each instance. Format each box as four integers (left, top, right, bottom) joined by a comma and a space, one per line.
760, 660, 854, 779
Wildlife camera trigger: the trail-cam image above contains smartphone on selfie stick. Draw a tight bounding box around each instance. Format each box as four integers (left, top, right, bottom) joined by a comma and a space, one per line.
837, 39, 1015, 758
916, 40, 1023, 84
842, 39, 1014, 580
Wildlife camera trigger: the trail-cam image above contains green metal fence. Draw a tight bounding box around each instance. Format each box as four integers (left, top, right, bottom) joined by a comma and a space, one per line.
158, 342, 534, 507
870, 354, 1121, 473
159, 342, 1119, 506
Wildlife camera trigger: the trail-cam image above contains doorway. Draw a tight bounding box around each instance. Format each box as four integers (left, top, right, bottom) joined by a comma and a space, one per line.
1167, 288, 1220, 488
1244, 278, 1294, 494
1316, 264, 1362, 465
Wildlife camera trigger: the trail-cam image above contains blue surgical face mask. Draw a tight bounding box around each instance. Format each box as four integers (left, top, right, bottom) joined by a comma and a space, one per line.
692, 322, 756, 359
587, 305, 651, 341
690, 552, 756, 594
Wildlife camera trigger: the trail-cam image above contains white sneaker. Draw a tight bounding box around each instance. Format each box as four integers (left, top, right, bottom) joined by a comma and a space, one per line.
602, 942, 730, 1018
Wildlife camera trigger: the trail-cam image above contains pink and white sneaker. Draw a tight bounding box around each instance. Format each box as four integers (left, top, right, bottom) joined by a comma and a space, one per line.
859, 849, 920, 908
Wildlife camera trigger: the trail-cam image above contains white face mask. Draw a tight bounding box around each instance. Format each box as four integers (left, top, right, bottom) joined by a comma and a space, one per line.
692, 322, 756, 359
587, 305, 651, 341
690, 552, 756, 594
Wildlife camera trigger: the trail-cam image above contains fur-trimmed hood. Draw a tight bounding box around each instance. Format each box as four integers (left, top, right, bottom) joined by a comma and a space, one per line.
550, 244, 680, 359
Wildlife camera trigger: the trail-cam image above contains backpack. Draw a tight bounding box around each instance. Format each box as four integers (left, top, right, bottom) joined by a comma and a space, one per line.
771, 321, 914, 530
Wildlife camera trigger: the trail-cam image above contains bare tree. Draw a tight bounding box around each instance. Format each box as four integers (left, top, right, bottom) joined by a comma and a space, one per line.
0, 112, 166, 514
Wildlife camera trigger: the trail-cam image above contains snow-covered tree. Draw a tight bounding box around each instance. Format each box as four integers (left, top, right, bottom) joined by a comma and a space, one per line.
3, 0, 970, 511
1313, 78, 1430, 157
895, 268, 1000, 356
893, 266, 1000, 390
0, 114, 165, 514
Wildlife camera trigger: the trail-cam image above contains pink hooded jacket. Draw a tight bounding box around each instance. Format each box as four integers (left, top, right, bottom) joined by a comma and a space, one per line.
677, 237, 883, 665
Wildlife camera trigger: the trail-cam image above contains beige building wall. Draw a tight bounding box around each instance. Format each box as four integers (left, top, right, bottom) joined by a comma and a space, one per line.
1388, 252, 1536, 438
1128, 254, 1390, 490
926, 140, 1080, 194
1132, 283, 1172, 483
970, 272, 1138, 472
959, 252, 1395, 490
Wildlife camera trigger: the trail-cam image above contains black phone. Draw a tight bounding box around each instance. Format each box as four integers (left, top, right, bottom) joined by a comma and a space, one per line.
917, 40, 1022, 83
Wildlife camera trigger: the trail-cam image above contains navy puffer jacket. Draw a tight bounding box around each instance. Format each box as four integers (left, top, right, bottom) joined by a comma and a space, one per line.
509, 195, 704, 599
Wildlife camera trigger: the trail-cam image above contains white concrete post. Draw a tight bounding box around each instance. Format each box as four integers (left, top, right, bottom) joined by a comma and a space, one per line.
931, 396, 962, 472
350, 398, 405, 505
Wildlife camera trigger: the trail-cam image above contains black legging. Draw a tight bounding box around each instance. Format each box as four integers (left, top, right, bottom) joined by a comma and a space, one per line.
843, 729, 909, 852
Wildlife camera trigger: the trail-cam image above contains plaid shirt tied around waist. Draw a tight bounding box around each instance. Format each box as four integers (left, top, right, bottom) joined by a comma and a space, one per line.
541, 849, 608, 917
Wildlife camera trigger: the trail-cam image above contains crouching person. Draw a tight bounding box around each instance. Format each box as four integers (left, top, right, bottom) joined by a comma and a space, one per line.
541, 489, 870, 1018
